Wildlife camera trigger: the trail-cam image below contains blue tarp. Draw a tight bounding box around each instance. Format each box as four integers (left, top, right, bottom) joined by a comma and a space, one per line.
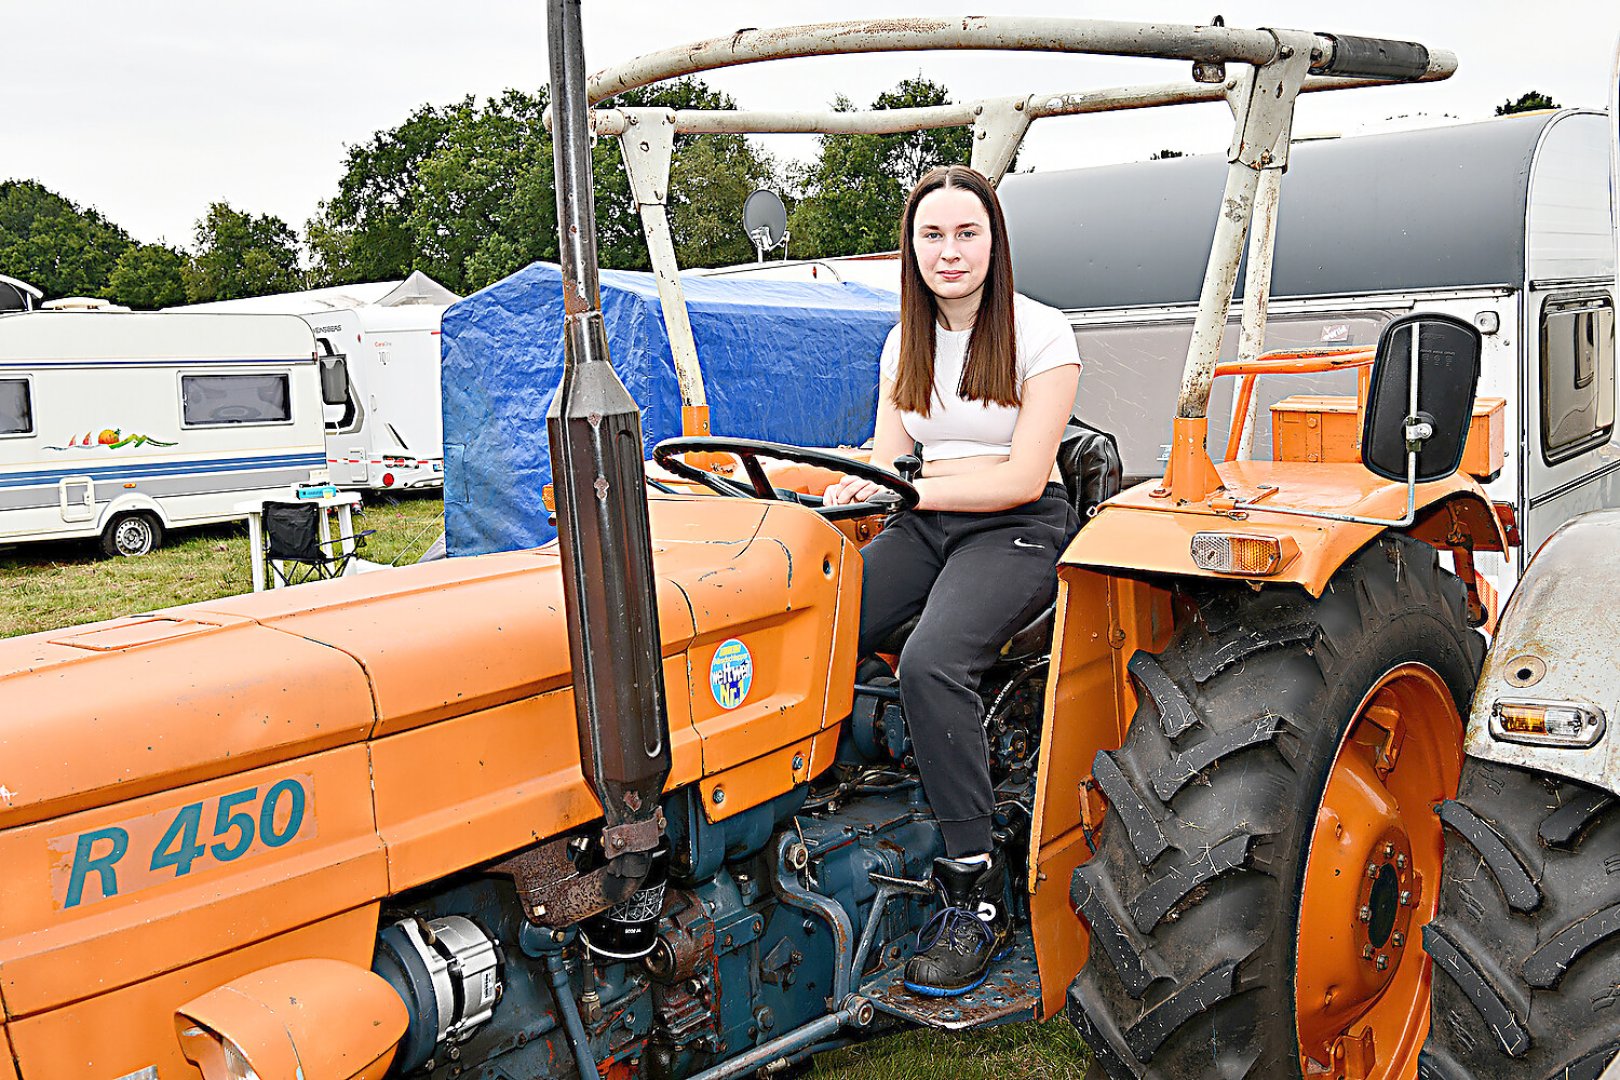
441, 263, 899, 555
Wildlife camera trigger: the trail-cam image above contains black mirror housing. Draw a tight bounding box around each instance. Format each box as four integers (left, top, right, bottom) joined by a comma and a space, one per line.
1361, 313, 1482, 483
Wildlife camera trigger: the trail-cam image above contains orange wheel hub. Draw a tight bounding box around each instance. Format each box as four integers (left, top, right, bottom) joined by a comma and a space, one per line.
1296, 664, 1463, 1079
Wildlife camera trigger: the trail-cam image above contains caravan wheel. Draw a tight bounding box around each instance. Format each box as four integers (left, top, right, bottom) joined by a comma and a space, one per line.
101, 512, 163, 557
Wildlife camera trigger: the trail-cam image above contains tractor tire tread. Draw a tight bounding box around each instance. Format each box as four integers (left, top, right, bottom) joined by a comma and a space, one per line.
1435, 797, 1542, 913
1423, 759, 1620, 1079
1128, 650, 1200, 738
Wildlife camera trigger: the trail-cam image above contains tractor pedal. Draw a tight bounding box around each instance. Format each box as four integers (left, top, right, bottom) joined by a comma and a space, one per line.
859, 935, 1040, 1031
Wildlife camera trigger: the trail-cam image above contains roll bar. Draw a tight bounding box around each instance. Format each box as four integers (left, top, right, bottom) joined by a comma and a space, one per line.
565, 16, 1456, 505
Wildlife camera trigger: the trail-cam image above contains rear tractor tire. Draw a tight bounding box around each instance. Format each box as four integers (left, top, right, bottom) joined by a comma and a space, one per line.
1067, 534, 1484, 1079
100, 511, 162, 557
1420, 760, 1620, 1080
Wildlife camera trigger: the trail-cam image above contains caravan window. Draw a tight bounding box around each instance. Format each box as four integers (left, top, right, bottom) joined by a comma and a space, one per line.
1540, 294, 1615, 464
181, 373, 293, 427
0, 378, 32, 436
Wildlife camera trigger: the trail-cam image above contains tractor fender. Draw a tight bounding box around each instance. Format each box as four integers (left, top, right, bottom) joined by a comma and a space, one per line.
1063, 470, 1508, 598
1461, 508, 1620, 798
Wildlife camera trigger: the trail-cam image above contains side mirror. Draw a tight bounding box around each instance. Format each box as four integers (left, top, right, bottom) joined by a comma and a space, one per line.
1361, 313, 1482, 483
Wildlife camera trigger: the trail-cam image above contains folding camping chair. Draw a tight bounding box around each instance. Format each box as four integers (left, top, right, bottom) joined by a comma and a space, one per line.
262, 500, 374, 586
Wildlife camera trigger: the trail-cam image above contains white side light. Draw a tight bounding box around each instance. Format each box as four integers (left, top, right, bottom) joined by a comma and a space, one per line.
1489, 699, 1607, 749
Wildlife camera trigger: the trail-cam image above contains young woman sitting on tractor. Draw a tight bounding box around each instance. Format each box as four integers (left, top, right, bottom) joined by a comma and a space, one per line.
824, 163, 1083, 997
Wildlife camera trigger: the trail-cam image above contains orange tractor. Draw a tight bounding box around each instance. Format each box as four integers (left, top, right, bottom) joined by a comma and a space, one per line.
0, 11, 1514, 1080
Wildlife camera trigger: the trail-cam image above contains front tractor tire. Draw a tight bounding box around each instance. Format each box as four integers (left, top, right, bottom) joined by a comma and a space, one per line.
1068, 535, 1484, 1080
1420, 760, 1620, 1080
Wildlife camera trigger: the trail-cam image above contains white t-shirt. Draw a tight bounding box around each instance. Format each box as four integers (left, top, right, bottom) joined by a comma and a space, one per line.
878, 293, 1082, 461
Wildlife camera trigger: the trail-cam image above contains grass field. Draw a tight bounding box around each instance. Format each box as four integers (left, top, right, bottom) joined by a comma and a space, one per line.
0, 493, 1092, 1076
0, 491, 445, 638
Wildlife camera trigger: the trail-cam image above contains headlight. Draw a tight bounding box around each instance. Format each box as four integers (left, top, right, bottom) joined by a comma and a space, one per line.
1489, 699, 1606, 749
177, 1027, 261, 1080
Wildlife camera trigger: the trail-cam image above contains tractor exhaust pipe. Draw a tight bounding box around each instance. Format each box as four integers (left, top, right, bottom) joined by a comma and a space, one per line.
545, 0, 671, 897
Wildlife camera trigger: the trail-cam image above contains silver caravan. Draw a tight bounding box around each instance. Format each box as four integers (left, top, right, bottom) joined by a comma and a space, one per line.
0, 311, 328, 556
1000, 108, 1616, 617
176, 272, 460, 492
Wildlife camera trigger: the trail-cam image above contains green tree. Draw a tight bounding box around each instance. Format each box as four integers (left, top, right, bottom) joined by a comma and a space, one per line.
308, 100, 465, 285
406, 90, 556, 292
787, 78, 973, 259
1496, 91, 1560, 116
0, 180, 132, 299
183, 202, 301, 302
107, 242, 188, 309
313, 78, 776, 293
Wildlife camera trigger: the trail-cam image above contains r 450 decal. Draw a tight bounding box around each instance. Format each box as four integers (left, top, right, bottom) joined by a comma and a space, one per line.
49, 776, 315, 909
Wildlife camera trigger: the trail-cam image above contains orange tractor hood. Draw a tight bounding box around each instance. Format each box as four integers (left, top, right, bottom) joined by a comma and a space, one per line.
0, 496, 803, 833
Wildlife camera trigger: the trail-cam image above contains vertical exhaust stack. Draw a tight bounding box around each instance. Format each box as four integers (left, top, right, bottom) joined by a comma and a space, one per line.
545, 0, 671, 897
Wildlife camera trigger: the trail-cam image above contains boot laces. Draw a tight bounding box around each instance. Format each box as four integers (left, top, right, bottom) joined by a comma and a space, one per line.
917, 903, 994, 957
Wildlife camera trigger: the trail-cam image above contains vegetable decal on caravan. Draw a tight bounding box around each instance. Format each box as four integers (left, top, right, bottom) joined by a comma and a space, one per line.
46, 426, 179, 451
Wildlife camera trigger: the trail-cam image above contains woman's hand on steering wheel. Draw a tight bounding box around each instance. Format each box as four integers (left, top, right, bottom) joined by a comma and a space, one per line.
823, 475, 885, 507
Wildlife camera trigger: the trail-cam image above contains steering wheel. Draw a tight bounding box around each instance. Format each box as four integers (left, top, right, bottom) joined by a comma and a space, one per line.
652, 436, 919, 521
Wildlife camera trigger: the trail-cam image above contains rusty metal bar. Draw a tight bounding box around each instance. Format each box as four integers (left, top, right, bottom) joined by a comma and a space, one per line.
586, 17, 1454, 104
587, 72, 1454, 139
1231, 166, 1283, 459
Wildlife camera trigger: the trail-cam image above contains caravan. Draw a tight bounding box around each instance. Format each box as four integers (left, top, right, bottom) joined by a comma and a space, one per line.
0, 311, 328, 555
176, 271, 459, 491
999, 108, 1617, 615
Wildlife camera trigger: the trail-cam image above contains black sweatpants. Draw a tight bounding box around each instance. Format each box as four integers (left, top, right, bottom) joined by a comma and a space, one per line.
857, 483, 1079, 857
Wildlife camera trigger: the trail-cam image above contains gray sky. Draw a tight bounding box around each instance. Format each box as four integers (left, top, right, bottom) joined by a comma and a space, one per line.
5, 2, 1617, 248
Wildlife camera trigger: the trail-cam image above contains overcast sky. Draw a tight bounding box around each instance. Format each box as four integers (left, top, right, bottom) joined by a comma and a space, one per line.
4, 2, 1617, 248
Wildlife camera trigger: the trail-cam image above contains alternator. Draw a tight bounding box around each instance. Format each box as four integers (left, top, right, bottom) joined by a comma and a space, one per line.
374, 915, 502, 1071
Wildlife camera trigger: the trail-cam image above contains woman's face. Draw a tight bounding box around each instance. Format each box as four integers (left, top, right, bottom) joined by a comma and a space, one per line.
911, 185, 993, 307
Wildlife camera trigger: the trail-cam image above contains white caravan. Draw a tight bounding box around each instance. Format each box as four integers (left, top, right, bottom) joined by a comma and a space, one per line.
0, 311, 328, 556
175, 272, 459, 491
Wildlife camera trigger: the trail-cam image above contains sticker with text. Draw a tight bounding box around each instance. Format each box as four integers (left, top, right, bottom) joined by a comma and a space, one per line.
49, 775, 316, 910
709, 638, 753, 710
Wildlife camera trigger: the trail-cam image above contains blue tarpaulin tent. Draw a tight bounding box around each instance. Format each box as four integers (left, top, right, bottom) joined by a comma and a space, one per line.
441, 263, 899, 555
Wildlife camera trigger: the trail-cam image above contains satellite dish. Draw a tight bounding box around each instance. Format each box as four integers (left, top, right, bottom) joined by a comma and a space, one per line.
743, 189, 789, 261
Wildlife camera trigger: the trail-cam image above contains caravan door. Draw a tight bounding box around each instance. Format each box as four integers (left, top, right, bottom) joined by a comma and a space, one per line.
1519, 112, 1620, 552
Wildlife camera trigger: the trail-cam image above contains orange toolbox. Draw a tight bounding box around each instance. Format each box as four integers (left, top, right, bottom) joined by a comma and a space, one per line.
1271, 394, 1507, 480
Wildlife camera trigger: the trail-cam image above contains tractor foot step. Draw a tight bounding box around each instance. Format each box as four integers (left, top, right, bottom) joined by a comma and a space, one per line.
859, 935, 1040, 1031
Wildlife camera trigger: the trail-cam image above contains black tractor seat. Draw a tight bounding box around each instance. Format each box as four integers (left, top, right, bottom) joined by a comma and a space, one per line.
872, 417, 1123, 664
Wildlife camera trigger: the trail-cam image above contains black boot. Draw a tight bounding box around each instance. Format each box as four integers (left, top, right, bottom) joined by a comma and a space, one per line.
902, 852, 1012, 997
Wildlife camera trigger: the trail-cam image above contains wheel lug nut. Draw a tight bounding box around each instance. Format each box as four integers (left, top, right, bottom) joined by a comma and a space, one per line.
1358, 906, 1371, 923
1366, 863, 1379, 879
1376, 954, 1389, 971
1392, 931, 1405, 947
1383, 842, 1395, 858
1399, 890, 1413, 907
1362, 945, 1375, 960
1395, 854, 1407, 870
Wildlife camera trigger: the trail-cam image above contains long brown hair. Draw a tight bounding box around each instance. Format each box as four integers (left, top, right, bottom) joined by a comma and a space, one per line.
891, 165, 1018, 416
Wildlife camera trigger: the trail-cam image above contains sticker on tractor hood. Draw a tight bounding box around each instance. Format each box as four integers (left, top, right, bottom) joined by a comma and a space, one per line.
48, 775, 315, 910
709, 639, 753, 710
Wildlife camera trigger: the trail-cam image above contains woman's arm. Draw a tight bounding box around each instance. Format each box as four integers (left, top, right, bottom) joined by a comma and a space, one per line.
913, 363, 1080, 512
825, 379, 915, 505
